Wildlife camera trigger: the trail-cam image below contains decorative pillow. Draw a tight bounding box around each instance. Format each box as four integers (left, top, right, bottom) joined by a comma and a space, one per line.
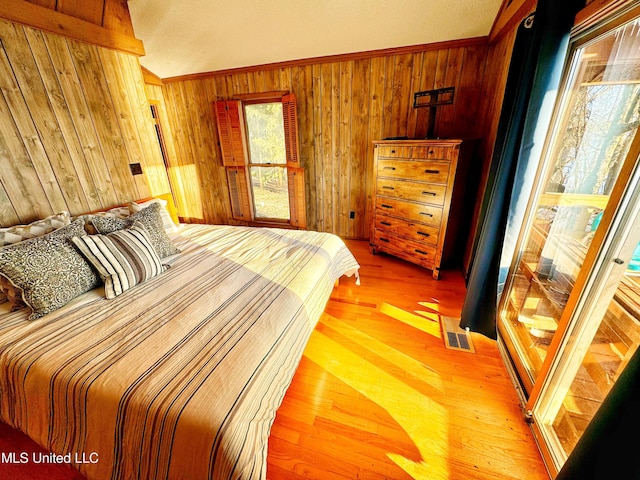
130, 198, 178, 233
72, 222, 166, 299
0, 211, 71, 247
91, 203, 180, 258
0, 275, 26, 311
74, 206, 131, 234
0, 220, 99, 320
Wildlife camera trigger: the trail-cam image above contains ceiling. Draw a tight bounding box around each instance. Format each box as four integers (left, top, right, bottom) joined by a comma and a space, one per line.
128, 0, 503, 79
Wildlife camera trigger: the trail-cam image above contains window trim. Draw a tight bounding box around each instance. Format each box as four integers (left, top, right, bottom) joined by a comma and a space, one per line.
213, 92, 306, 229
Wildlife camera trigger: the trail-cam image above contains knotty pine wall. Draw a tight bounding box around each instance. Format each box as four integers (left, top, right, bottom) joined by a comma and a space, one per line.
160, 40, 490, 240
0, 17, 170, 226
461, 17, 523, 270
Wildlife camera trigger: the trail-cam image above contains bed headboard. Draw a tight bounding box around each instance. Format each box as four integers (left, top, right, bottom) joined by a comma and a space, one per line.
1, 193, 180, 230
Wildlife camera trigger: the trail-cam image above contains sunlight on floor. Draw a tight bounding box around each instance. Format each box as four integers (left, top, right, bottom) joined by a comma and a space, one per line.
305, 314, 450, 479
379, 303, 442, 339
415, 310, 441, 322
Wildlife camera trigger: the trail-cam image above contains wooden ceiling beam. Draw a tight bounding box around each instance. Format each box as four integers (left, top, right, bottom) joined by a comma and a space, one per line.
0, 0, 145, 56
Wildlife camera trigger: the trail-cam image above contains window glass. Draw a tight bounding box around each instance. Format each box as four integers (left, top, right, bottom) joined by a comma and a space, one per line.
244, 102, 290, 220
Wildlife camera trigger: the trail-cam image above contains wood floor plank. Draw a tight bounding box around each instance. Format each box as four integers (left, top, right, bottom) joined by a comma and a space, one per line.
267, 240, 549, 480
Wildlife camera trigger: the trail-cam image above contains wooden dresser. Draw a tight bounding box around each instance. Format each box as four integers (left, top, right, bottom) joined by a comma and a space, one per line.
370, 139, 473, 279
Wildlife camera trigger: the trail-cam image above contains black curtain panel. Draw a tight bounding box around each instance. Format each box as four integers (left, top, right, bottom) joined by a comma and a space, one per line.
460, 0, 585, 339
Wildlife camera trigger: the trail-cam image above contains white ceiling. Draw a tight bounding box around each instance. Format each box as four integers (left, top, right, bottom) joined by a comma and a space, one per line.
128, 0, 503, 79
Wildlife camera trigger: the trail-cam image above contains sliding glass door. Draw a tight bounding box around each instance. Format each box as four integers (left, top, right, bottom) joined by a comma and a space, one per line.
497, 8, 640, 475
531, 160, 640, 471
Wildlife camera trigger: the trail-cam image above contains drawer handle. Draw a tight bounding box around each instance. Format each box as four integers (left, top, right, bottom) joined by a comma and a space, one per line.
417, 231, 430, 237
381, 204, 393, 209
383, 166, 396, 171
380, 237, 390, 243
415, 249, 429, 255
422, 191, 437, 196
428, 150, 434, 155
382, 186, 395, 190
419, 212, 433, 217
424, 169, 440, 174
390, 149, 396, 154
380, 221, 392, 226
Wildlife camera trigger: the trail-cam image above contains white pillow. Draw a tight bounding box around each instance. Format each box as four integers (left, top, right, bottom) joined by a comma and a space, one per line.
130, 198, 178, 233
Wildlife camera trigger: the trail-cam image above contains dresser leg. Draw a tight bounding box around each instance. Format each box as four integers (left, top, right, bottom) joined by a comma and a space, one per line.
432, 268, 440, 280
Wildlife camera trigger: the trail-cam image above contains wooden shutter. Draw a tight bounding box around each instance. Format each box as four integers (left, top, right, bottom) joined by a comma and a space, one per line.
226, 167, 252, 221
287, 167, 306, 229
282, 93, 300, 167
215, 100, 252, 221
214, 100, 248, 167
282, 93, 306, 228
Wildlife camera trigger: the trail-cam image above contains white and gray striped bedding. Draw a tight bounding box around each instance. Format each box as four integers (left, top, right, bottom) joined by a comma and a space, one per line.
0, 224, 360, 479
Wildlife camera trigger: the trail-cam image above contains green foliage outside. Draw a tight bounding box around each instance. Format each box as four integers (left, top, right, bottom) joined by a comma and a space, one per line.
245, 102, 290, 219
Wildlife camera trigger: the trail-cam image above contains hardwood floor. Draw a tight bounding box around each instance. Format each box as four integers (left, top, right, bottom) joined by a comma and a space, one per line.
267, 240, 550, 480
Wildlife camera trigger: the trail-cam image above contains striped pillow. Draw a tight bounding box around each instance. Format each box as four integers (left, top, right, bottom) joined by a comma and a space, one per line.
72, 222, 166, 299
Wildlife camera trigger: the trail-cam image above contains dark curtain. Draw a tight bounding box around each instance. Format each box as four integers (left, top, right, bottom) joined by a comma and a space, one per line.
460, 0, 585, 339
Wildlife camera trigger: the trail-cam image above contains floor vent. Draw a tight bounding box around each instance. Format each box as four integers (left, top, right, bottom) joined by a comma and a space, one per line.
441, 316, 475, 353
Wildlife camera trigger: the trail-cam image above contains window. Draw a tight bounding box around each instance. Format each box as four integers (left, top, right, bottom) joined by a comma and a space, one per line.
214, 93, 306, 228
245, 102, 289, 220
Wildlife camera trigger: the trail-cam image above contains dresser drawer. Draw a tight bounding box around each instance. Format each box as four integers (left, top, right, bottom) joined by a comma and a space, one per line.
411, 145, 454, 160
375, 197, 442, 226
377, 145, 410, 158
376, 178, 446, 206
377, 159, 450, 184
374, 215, 440, 246
373, 230, 436, 268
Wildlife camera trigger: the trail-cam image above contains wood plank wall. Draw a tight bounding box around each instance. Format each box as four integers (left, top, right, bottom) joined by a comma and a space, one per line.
0, 17, 170, 227
0, 0, 620, 237
461, 15, 524, 270
159, 40, 490, 240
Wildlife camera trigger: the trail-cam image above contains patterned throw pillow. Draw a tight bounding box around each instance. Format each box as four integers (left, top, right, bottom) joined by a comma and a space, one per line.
72, 222, 166, 299
74, 206, 131, 234
91, 203, 180, 258
0, 275, 26, 311
0, 211, 71, 247
0, 220, 100, 320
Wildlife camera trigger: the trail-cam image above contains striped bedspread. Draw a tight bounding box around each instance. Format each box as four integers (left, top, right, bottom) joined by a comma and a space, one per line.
0, 224, 360, 479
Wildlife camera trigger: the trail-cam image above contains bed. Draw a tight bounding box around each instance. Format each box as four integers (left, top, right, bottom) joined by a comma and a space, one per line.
0, 204, 360, 480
